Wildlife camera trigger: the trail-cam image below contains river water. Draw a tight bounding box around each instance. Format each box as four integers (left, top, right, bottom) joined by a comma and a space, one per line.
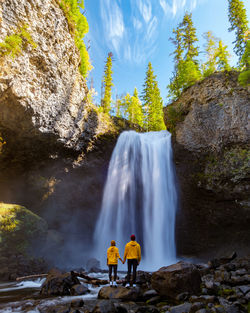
94, 130, 178, 270
0, 273, 109, 312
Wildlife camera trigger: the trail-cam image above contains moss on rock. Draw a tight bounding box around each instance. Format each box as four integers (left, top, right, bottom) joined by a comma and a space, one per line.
0, 203, 48, 255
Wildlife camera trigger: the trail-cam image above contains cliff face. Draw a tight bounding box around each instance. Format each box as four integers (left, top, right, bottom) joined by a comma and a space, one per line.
164, 71, 250, 259
0, 0, 109, 152
0, 0, 142, 267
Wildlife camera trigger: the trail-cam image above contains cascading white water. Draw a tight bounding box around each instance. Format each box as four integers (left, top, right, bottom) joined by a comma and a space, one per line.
94, 130, 178, 271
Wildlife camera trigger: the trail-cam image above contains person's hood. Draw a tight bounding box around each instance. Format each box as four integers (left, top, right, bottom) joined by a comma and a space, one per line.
128, 240, 138, 246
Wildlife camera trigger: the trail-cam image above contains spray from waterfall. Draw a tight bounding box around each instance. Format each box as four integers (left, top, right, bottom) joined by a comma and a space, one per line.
94, 130, 178, 271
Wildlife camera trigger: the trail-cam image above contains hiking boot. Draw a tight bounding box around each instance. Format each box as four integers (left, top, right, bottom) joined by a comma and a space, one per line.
109, 281, 113, 287
113, 281, 117, 287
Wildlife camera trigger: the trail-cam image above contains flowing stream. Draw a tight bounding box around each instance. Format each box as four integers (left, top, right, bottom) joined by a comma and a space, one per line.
94, 130, 178, 270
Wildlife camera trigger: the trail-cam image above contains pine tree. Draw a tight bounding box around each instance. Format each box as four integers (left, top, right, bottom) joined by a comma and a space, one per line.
238, 39, 250, 85
216, 40, 231, 71
101, 52, 113, 114
180, 12, 199, 61
168, 12, 201, 100
228, 0, 249, 61
202, 32, 231, 76
142, 63, 165, 131
202, 31, 218, 77
127, 88, 144, 127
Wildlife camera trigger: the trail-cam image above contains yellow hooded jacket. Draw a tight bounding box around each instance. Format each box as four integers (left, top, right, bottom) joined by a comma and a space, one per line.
123, 241, 141, 262
107, 246, 121, 265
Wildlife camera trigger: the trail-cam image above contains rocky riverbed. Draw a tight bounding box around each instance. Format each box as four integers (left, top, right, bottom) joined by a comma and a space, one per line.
0, 254, 249, 313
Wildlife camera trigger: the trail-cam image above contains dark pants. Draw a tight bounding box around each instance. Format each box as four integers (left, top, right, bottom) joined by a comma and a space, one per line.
108, 264, 117, 281
127, 259, 138, 284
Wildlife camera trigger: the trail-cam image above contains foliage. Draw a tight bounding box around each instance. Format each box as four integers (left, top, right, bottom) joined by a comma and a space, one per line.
168, 12, 201, 100
118, 89, 144, 127
142, 62, 165, 131
59, 0, 91, 77
228, 0, 249, 61
164, 103, 186, 133
0, 24, 37, 58
101, 52, 114, 114
202, 32, 231, 77
180, 12, 199, 61
0, 203, 47, 254
238, 39, 250, 85
0, 135, 6, 154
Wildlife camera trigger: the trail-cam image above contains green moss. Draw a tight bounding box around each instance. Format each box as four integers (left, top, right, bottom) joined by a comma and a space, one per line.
0, 24, 37, 58
58, 0, 91, 78
0, 203, 47, 255
218, 288, 235, 296
197, 147, 250, 188
165, 103, 187, 134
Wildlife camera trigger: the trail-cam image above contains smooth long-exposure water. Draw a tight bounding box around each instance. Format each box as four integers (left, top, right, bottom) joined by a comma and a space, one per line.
94, 130, 178, 270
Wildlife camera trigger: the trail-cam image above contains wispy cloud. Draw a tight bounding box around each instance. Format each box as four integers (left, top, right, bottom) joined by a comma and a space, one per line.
159, 0, 198, 17
133, 17, 143, 30
100, 0, 125, 54
147, 16, 158, 41
99, 0, 202, 64
137, 0, 152, 23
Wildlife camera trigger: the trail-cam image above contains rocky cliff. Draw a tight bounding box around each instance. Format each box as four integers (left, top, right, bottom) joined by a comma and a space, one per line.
164, 71, 250, 259
0, 0, 111, 154
0, 0, 141, 268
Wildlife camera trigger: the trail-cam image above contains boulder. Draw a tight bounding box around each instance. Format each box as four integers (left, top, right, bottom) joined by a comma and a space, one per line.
98, 286, 141, 301
136, 271, 152, 285
86, 258, 101, 272
169, 303, 192, 313
135, 306, 159, 313
92, 300, 116, 313
70, 284, 89, 296
151, 261, 201, 300
40, 268, 80, 296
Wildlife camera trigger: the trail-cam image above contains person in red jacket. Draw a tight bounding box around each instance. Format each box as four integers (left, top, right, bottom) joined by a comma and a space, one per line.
107, 240, 122, 287
123, 234, 141, 287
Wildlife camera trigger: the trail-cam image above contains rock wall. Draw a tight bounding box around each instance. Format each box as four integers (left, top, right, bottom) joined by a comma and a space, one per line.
0, 0, 110, 152
0, 0, 143, 267
164, 71, 250, 259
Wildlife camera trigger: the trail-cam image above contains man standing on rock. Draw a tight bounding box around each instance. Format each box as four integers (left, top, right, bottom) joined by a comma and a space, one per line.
107, 240, 123, 287
123, 234, 141, 287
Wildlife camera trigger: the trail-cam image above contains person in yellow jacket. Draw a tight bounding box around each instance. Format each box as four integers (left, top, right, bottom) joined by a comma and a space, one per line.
123, 234, 141, 287
107, 240, 122, 287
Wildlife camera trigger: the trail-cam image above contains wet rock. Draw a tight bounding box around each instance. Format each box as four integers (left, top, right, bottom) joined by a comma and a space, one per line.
136, 271, 152, 285
146, 296, 161, 305
71, 299, 84, 308
70, 284, 89, 296
194, 309, 209, 313
47, 305, 71, 313
151, 261, 201, 300
190, 302, 205, 313
169, 302, 192, 313
40, 269, 80, 296
92, 300, 116, 313
142, 289, 158, 300
98, 286, 141, 301
86, 258, 101, 272
176, 292, 189, 301
189, 295, 216, 304
135, 306, 160, 313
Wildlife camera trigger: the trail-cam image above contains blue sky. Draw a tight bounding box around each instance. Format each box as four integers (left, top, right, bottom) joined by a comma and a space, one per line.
84, 0, 250, 106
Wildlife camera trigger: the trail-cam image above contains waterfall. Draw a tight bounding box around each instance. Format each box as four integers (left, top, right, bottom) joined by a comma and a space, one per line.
94, 130, 178, 271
